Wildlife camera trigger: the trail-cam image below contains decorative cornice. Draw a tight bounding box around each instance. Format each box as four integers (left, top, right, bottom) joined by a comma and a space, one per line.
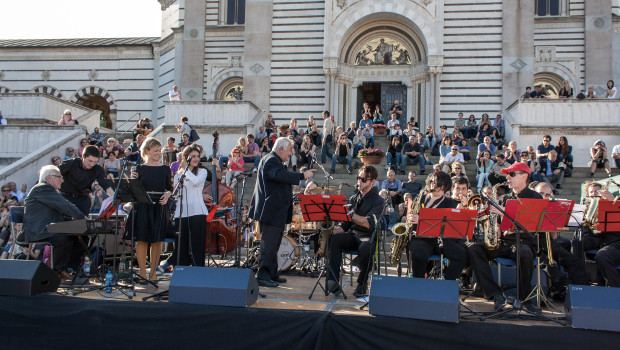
205, 26, 245, 33
520, 126, 620, 136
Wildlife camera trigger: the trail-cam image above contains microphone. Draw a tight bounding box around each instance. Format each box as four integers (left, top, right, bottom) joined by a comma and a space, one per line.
187, 156, 193, 163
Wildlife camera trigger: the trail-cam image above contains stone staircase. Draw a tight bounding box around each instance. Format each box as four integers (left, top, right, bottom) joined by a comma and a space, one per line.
229, 134, 602, 205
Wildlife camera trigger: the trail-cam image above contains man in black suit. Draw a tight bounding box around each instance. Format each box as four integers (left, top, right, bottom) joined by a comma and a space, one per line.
24, 165, 86, 279
249, 137, 315, 287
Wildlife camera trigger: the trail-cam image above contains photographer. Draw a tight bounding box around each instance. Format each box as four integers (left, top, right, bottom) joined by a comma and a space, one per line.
589, 139, 612, 178
330, 133, 353, 174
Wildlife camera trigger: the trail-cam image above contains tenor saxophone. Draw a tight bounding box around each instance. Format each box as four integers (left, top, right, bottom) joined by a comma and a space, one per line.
483, 183, 503, 250
389, 190, 424, 265
316, 183, 349, 257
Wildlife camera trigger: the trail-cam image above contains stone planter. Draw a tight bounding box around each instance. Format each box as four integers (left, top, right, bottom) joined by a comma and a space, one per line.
373, 128, 386, 135
360, 156, 384, 165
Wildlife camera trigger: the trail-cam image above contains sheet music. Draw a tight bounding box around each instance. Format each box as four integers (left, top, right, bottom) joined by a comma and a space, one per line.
568, 203, 585, 227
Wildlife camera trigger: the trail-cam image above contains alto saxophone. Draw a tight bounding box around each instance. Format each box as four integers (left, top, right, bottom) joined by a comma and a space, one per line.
483, 183, 503, 250
389, 190, 424, 265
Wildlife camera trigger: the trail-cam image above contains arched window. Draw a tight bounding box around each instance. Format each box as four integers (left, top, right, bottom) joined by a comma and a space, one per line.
536, 0, 562, 16
226, 0, 245, 25
216, 77, 243, 101
534, 72, 564, 99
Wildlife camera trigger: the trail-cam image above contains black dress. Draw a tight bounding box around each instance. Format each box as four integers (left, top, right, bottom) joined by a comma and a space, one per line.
132, 165, 173, 243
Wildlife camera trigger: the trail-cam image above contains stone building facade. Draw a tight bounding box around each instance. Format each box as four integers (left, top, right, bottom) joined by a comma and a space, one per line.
0, 0, 619, 129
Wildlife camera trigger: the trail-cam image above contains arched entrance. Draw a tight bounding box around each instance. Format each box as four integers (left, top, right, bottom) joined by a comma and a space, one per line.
78, 94, 112, 128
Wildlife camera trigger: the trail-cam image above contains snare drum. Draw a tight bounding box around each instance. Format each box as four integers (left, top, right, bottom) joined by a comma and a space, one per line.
289, 214, 318, 234
277, 236, 299, 271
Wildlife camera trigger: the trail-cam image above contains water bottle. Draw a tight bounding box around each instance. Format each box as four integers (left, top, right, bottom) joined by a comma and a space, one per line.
105, 270, 113, 294
83, 257, 91, 275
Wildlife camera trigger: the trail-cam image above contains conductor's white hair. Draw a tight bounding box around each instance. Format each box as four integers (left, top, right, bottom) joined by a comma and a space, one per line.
273, 137, 293, 152
40, 165, 60, 183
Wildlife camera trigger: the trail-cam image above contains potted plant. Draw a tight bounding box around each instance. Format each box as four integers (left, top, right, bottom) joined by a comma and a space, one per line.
358, 148, 385, 165
373, 123, 387, 135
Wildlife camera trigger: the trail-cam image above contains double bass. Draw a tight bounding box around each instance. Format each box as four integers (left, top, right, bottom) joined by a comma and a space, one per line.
203, 131, 238, 255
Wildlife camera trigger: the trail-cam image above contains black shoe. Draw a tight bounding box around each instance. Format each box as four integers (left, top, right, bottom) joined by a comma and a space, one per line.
524, 300, 542, 313
553, 189, 559, 195
347, 168, 352, 174
257, 278, 279, 288
327, 279, 341, 294
556, 184, 562, 189
493, 294, 507, 311
353, 283, 367, 297
275, 277, 287, 284
330, 170, 335, 175
399, 170, 406, 175
420, 170, 425, 175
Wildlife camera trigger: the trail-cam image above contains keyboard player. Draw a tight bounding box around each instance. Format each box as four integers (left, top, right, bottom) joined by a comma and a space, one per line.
24, 165, 87, 279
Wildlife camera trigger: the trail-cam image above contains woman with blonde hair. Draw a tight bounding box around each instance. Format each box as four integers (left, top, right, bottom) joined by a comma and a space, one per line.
58, 109, 76, 125
131, 137, 173, 283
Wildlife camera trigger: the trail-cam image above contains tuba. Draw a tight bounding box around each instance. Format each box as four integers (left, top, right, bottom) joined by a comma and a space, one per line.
583, 196, 601, 229
389, 190, 424, 266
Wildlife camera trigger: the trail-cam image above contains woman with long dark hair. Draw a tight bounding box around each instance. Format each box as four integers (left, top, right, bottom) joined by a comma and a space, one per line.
174, 144, 209, 266
133, 137, 173, 282
555, 136, 573, 170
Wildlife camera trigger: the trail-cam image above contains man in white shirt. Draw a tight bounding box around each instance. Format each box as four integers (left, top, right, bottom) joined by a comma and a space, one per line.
585, 85, 597, 99
169, 85, 182, 101
440, 145, 465, 173
612, 143, 620, 169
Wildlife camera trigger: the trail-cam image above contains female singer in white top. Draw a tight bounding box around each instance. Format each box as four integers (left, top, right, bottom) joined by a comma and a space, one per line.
174, 144, 209, 266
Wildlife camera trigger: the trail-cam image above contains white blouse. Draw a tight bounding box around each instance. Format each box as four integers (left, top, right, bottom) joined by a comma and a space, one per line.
174, 168, 209, 218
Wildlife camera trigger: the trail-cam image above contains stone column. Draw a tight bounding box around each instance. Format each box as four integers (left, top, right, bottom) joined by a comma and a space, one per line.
434, 72, 441, 129
350, 84, 358, 125
406, 82, 414, 123
243, 0, 273, 111
585, 0, 612, 91
428, 75, 435, 128
502, 0, 534, 109
180, 0, 207, 101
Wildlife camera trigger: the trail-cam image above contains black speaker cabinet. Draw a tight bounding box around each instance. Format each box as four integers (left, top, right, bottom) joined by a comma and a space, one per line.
169, 266, 259, 307
369, 275, 459, 323
0, 260, 60, 296
565, 284, 620, 332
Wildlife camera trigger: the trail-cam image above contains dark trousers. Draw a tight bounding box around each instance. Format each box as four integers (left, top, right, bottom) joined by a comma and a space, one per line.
549, 240, 587, 285
572, 232, 601, 261
174, 215, 206, 266
328, 233, 375, 286
594, 241, 620, 287
63, 195, 91, 217
45, 235, 82, 272
257, 222, 284, 281
468, 240, 534, 300
408, 238, 468, 280
487, 174, 506, 187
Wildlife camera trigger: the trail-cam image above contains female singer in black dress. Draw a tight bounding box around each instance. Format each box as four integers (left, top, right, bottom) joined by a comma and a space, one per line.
406, 171, 468, 280
174, 144, 209, 266
134, 137, 173, 282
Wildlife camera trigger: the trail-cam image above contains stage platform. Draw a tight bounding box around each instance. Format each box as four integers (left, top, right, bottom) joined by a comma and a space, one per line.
1, 271, 619, 350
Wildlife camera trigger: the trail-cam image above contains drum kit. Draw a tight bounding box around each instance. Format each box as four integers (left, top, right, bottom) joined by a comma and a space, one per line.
244, 187, 337, 275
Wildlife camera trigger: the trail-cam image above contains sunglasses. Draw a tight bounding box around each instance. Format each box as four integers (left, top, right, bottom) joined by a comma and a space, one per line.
1, 189, 10, 192
507, 171, 525, 177
356, 176, 371, 183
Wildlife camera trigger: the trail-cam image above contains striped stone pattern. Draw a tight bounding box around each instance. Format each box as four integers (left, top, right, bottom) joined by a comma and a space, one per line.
269, 0, 326, 124
441, 0, 503, 124
569, 0, 585, 16
534, 16, 585, 91
31, 85, 64, 99
203, 0, 245, 100
157, 48, 177, 120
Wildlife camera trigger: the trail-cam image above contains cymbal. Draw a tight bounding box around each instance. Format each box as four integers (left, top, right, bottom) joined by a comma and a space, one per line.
320, 185, 338, 192
306, 187, 325, 194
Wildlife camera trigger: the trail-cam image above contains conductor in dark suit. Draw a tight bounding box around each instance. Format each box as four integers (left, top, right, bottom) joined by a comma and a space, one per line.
24, 165, 86, 279
249, 137, 315, 287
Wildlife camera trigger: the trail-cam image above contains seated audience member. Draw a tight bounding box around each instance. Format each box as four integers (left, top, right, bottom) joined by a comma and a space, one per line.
454, 113, 466, 137
522, 86, 531, 99
440, 144, 465, 174
464, 114, 477, 140
330, 133, 353, 174
260, 136, 271, 157
89, 181, 109, 214
386, 114, 400, 136
439, 136, 453, 160
298, 135, 316, 168
162, 137, 177, 166
491, 128, 504, 149
352, 129, 366, 157
65, 147, 77, 160
346, 121, 357, 141
613, 143, 620, 169
226, 147, 245, 187
284, 135, 298, 172
456, 139, 470, 164
606, 80, 616, 99
558, 80, 573, 98
450, 162, 468, 182
452, 126, 464, 143
58, 110, 76, 125
51, 156, 62, 166
24, 165, 86, 279
381, 169, 403, 206
77, 138, 89, 156
362, 123, 375, 149
400, 136, 427, 175
555, 136, 573, 173
477, 136, 496, 160
103, 152, 121, 178
493, 114, 505, 137
425, 125, 437, 150
589, 139, 612, 177
488, 153, 508, 186
476, 123, 493, 144
101, 138, 120, 159
585, 85, 597, 99
530, 85, 546, 98
308, 124, 322, 147
243, 134, 262, 173
379, 189, 398, 234
504, 141, 520, 165
264, 113, 276, 136
401, 171, 423, 199
177, 133, 192, 152
386, 136, 402, 171
476, 150, 494, 192
89, 127, 104, 146
256, 126, 268, 145
536, 135, 555, 164
125, 134, 145, 164
373, 104, 384, 124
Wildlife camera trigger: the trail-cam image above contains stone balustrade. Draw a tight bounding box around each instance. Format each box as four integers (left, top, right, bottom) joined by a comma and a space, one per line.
0, 93, 92, 123
505, 99, 620, 167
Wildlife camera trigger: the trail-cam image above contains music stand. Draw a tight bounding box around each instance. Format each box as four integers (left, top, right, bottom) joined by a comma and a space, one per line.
299, 194, 351, 300
417, 208, 477, 279
597, 200, 620, 232
521, 199, 573, 315
480, 197, 565, 325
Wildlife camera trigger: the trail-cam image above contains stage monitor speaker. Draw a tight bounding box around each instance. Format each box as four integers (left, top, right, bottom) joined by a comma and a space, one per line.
565, 284, 620, 332
369, 275, 459, 323
0, 260, 60, 296
169, 266, 259, 307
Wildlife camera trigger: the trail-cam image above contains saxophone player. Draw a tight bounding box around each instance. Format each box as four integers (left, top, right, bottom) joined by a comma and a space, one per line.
576, 181, 620, 287
572, 182, 611, 262
534, 182, 587, 289
407, 172, 467, 281
326, 165, 385, 297
467, 162, 542, 312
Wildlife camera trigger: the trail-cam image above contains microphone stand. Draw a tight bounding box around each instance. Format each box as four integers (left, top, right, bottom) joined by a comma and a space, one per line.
477, 190, 562, 324
141, 163, 190, 301
232, 172, 251, 267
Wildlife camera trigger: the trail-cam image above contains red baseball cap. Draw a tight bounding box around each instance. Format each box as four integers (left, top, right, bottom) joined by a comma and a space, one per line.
501, 162, 531, 175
